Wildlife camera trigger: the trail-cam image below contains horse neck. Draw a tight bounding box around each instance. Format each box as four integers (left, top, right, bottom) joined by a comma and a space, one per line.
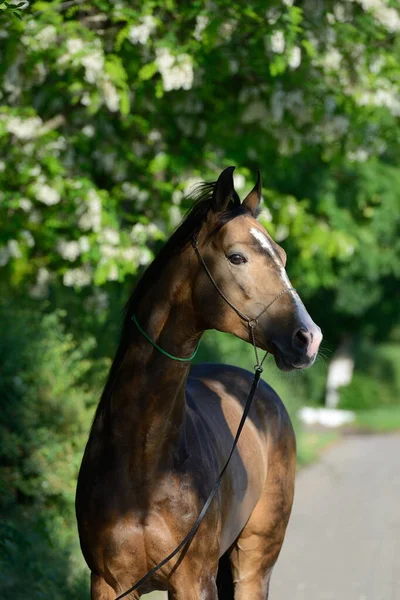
102, 254, 201, 478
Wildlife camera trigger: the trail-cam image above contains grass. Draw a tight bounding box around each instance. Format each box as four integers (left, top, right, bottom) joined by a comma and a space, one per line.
296, 430, 340, 466
353, 405, 400, 433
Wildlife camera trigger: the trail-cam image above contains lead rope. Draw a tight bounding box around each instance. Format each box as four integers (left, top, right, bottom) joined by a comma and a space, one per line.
115, 343, 266, 600
115, 236, 292, 599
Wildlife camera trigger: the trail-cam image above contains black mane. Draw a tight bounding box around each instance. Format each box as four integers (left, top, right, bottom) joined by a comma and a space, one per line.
94, 180, 246, 422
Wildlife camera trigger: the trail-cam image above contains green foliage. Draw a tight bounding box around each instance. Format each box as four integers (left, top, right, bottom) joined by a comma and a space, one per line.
354, 406, 400, 432
0, 305, 106, 599
0, 514, 88, 600
0, 307, 105, 510
296, 431, 339, 466
339, 342, 400, 410
1, 0, 400, 595
340, 372, 394, 410
0, 0, 398, 344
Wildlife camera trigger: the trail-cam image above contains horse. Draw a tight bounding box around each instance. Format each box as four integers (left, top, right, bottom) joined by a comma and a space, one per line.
76, 166, 322, 600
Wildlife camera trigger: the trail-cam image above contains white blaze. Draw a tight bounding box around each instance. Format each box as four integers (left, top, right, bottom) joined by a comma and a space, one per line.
249, 227, 292, 288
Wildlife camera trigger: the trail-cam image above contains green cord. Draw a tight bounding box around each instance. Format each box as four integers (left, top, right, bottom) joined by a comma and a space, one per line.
132, 314, 200, 362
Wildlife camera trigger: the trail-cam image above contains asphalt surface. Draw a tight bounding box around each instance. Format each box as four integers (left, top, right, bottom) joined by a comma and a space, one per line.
271, 433, 400, 600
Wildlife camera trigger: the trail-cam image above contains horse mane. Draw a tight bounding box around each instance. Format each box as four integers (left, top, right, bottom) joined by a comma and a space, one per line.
94, 179, 246, 425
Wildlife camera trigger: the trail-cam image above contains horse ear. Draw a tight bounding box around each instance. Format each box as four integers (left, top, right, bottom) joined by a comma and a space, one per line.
211, 166, 239, 212
242, 170, 262, 215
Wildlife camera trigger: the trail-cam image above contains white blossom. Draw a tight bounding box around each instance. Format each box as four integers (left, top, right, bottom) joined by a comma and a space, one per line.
172, 190, 183, 204
7, 239, 21, 258
34, 62, 47, 85
19, 198, 32, 212
323, 48, 343, 71
184, 177, 202, 196
30, 267, 51, 299
36, 25, 57, 49
270, 89, 285, 123
67, 38, 85, 55
82, 124, 95, 137
3, 62, 22, 102
102, 80, 119, 112
128, 15, 157, 45
234, 174, 245, 190
84, 289, 109, 313
107, 265, 119, 281
138, 247, 152, 265
242, 101, 269, 125
58, 240, 80, 261
78, 189, 102, 232
132, 142, 147, 158
63, 266, 92, 287
353, 0, 400, 32
81, 92, 92, 106
28, 210, 41, 224
155, 49, 194, 92
289, 46, 301, 69
194, 15, 209, 40
6, 116, 42, 140
21, 230, 35, 247
29, 166, 41, 177
259, 208, 273, 222
229, 59, 239, 74
0, 160, 5, 172
333, 4, 347, 22
266, 7, 281, 25
348, 148, 369, 162
101, 228, 120, 245
0, 246, 10, 266
36, 184, 61, 206
370, 55, 385, 74
271, 31, 285, 54
147, 223, 162, 238
82, 50, 104, 84
321, 115, 349, 141
100, 245, 118, 260
122, 247, 139, 262
130, 222, 147, 243
275, 224, 289, 242
169, 205, 181, 227
357, 85, 400, 116
148, 129, 162, 143
219, 21, 237, 40
78, 236, 90, 253
122, 182, 139, 199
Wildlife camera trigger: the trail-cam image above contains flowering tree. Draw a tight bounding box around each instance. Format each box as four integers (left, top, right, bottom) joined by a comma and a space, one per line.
0, 0, 399, 340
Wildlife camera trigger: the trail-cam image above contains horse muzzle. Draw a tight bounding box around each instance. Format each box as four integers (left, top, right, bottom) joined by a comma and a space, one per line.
270, 321, 323, 372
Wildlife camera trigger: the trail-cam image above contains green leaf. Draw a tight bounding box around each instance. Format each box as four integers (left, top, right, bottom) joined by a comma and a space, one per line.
138, 62, 158, 81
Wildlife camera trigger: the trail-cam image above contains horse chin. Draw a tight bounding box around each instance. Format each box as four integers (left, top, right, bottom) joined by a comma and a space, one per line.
273, 350, 298, 372
271, 344, 314, 372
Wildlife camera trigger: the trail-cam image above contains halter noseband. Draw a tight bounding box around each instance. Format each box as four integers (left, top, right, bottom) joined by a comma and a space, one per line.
191, 235, 296, 369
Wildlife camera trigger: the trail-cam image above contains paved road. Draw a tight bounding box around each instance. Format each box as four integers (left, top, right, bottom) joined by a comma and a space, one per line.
271, 433, 400, 600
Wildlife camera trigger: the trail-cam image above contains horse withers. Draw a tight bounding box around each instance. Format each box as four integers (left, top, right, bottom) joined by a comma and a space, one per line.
76, 167, 322, 600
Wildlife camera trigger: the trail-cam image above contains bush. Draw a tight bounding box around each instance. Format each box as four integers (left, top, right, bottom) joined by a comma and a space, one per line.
339, 372, 395, 411
339, 341, 400, 411
0, 305, 107, 598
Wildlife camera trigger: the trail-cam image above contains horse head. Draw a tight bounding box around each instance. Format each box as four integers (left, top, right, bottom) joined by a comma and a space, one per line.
191, 166, 322, 371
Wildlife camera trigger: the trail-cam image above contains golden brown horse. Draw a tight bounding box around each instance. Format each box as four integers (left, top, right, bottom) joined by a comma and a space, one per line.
76, 167, 322, 600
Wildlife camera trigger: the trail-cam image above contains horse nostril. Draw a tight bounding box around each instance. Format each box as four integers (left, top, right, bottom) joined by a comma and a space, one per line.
293, 327, 311, 350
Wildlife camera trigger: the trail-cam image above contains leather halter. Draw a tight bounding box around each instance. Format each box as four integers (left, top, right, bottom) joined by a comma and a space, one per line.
115, 235, 297, 599
191, 236, 296, 366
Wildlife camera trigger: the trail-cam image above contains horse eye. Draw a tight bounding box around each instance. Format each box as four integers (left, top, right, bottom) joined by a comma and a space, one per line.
228, 253, 247, 265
